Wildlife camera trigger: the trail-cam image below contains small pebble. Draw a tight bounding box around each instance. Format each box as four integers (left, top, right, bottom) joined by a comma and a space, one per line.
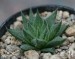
56, 49, 62, 52
56, 10, 63, 20
68, 49, 75, 59
41, 11, 48, 17
1, 35, 7, 42
60, 46, 68, 50
10, 24, 14, 29
70, 14, 75, 20
5, 32, 11, 36
24, 50, 39, 59
62, 11, 69, 19
41, 53, 52, 59
67, 36, 75, 43
21, 56, 27, 59
0, 49, 8, 55
60, 51, 68, 59
66, 26, 75, 36
41, 11, 52, 19
6, 45, 20, 52
11, 56, 18, 59
69, 43, 75, 50
62, 34, 67, 39
13, 21, 23, 29
17, 16, 22, 21
50, 54, 62, 59
0, 42, 6, 48
5, 37, 11, 44
1, 54, 7, 59
11, 50, 20, 57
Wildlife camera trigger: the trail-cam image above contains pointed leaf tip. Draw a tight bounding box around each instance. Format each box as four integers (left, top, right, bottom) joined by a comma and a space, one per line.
29, 8, 35, 24
46, 8, 58, 27
21, 11, 28, 28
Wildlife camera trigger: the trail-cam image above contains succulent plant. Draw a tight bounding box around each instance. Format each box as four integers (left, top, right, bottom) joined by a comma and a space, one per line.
7, 9, 68, 53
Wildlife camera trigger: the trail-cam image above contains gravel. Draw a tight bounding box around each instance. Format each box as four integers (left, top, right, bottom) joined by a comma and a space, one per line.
0, 10, 75, 59
40, 53, 52, 59
65, 26, 75, 36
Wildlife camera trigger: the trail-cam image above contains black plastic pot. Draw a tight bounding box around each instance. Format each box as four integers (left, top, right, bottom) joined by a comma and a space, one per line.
0, 5, 75, 37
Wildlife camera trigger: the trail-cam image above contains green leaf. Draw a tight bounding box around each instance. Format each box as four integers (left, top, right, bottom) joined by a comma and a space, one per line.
41, 48, 55, 53
34, 9, 43, 28
31, 39, 37, 47
20, 44, 34, 50
39, 28, 46, 39
56, 24, 68, 36
27, 23, 36, 37
23, 29, 35, 40
31, 39, 47, 49
36, 39, 47, 49
46, 36, 65, 48
46, 9, 58, 27
7, 29, 25, 43
29, 9, 35, 24
44, 22, 51, 41
21, 11, 28, 28
39, 20, 47, 39
31, 10, 44, 38
48, 21, 61, 41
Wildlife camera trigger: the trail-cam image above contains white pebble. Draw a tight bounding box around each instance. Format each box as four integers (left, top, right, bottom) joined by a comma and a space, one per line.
60, 46, 68, 50
17, 16, 22, 21
1, 35, 7, 42
60, 51, 68, 59
1, 54, 7, 59
41, 53, 52, 59
21, 56, 27, 59
5, 32, 11, 36
62, 19, 69, 25
13, 21, 23, 29
41, 11, 48, 17
47, 12, 52, 17
11, 39, 21, 45
56, 49, 62, 52
62, 34, 67, 39
50, 54, 62, 59
1, 54, 11, 59
66, 18, 73, 26
11, 56, 18, 59
6, 45, 20, 52
0, 42, 6, 48
41, 11, 52, 19
63, 11, 69, 19
68, 49, 75, 59
5, 38, 11, 44
10, 24, 14, 29
67, 36, 75, 43
0, 49, 8, 55
56, 10, 63, 20
11, 50, 20, 57
70, 14, 75, 20
65, 26, 75, 36
10, 36, 21, 45
4, 36, 13, 44
69, 43, 75, 50
24, 50, 39, 59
